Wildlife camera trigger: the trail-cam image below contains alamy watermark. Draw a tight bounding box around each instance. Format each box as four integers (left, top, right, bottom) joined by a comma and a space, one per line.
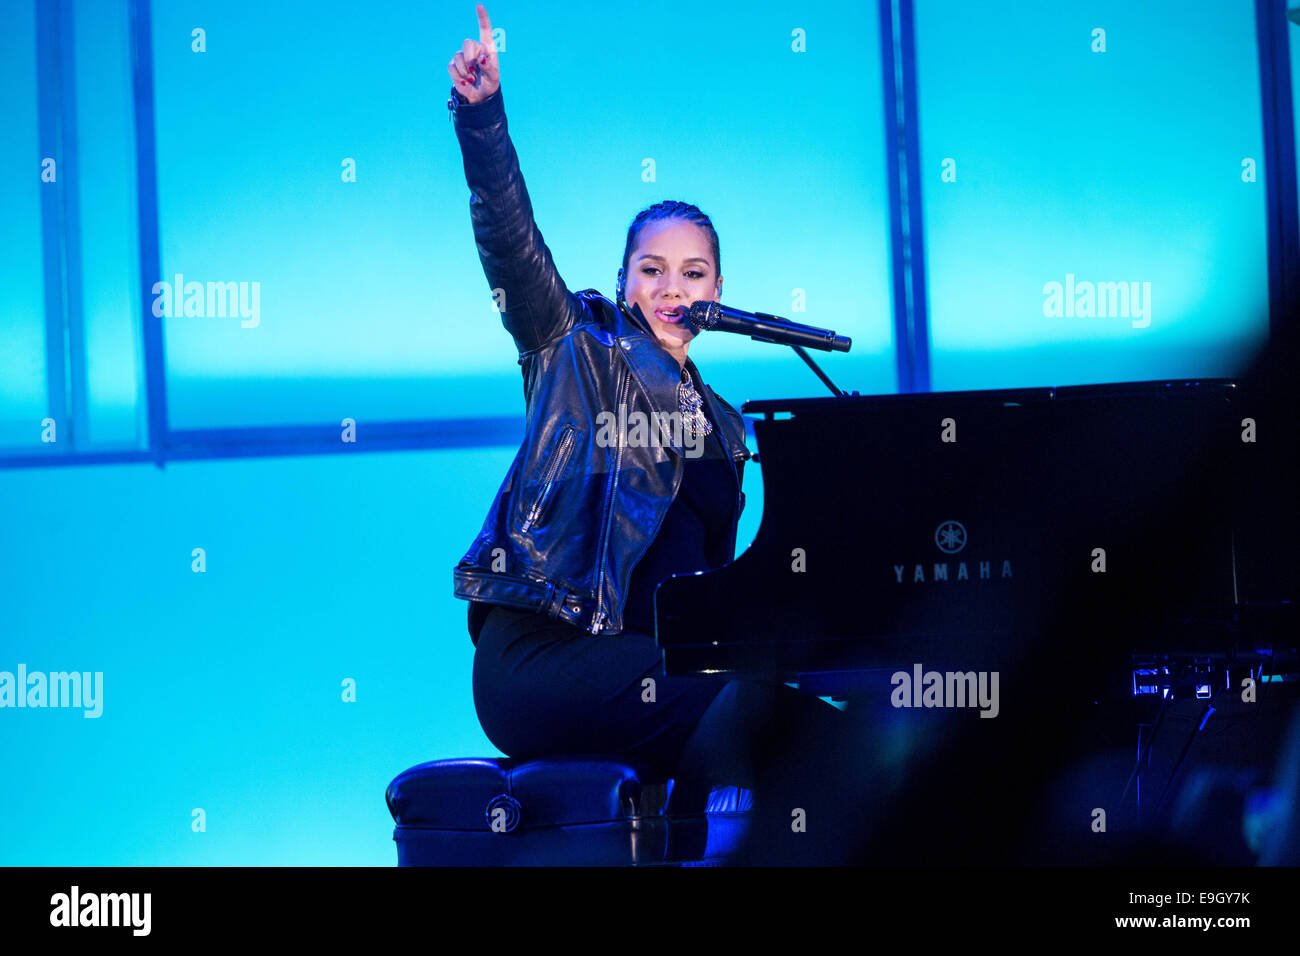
891, 663, 999, 718
50, 886, 150, 936
152, 273, 260, 328
595, 404, 705, 458
1042, 273, 1151, 328
0, 665, 103, 717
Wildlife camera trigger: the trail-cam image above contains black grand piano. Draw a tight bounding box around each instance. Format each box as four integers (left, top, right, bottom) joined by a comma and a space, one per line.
655, 378, 1296, 699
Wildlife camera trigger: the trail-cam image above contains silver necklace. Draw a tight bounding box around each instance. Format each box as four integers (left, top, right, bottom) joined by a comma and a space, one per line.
676, 367, 713, 440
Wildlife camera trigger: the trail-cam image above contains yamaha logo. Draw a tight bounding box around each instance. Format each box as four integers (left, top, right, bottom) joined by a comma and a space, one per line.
934, 520, 967, 554
890, 520, 1013, 584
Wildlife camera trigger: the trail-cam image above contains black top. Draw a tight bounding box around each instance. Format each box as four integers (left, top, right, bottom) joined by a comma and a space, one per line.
469, 368, 738, 643
622, 411, 737, 635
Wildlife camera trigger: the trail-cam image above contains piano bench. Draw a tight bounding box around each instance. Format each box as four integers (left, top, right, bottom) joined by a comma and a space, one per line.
385, 756, 753, 866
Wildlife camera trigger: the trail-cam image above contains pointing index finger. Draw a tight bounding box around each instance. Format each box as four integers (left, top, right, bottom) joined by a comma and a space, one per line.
476, 4, 494, 54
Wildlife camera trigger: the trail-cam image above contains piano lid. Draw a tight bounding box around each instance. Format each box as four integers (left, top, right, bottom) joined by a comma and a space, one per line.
740, 377, 1240, 417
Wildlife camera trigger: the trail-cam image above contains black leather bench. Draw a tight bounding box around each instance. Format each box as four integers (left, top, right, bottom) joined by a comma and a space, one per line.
386, 756, 753, 866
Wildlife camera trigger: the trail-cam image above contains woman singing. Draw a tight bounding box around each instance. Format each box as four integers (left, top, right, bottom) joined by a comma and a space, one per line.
445, 4, 847, 841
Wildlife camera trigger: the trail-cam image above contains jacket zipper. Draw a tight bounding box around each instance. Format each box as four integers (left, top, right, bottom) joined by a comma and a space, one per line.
520, 425, 577, 533
625, 453, 685, 630
699, 377, 745, 559
590, 370, 632, 633
622, 367, 711, 622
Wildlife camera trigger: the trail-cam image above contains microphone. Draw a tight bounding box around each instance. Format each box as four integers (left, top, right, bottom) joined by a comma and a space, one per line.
682, 301, 852, 353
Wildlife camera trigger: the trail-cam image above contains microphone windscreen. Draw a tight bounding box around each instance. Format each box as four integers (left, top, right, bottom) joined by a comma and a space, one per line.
684, 300, 717, 331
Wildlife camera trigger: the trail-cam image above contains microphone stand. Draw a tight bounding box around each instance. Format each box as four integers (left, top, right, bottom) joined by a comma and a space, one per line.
750, 334, 853, 397
746, 339, 854, 465
791, 344, 853, 397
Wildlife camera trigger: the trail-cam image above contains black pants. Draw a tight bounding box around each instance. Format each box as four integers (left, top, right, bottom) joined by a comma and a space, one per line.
472, 604, 854, 843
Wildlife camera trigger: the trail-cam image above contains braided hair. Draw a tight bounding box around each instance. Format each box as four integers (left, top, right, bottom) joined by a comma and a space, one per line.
617, 200, 721, 300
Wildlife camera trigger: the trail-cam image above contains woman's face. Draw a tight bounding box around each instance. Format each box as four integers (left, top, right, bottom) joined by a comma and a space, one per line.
623, 219, 722, 362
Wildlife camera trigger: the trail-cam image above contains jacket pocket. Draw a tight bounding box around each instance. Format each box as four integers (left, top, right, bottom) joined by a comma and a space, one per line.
520, 423, 579, 533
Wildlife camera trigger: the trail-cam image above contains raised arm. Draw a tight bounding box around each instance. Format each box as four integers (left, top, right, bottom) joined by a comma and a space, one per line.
447, 4, 587, 357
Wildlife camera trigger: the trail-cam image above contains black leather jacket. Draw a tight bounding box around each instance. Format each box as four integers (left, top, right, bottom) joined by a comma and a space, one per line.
448, 86, 751, 636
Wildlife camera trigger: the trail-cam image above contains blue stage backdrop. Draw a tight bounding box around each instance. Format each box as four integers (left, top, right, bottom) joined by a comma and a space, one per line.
0, 0, 1291, 864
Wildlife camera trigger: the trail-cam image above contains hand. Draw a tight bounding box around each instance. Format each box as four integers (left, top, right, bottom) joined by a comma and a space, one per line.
447, 3, 501, 104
